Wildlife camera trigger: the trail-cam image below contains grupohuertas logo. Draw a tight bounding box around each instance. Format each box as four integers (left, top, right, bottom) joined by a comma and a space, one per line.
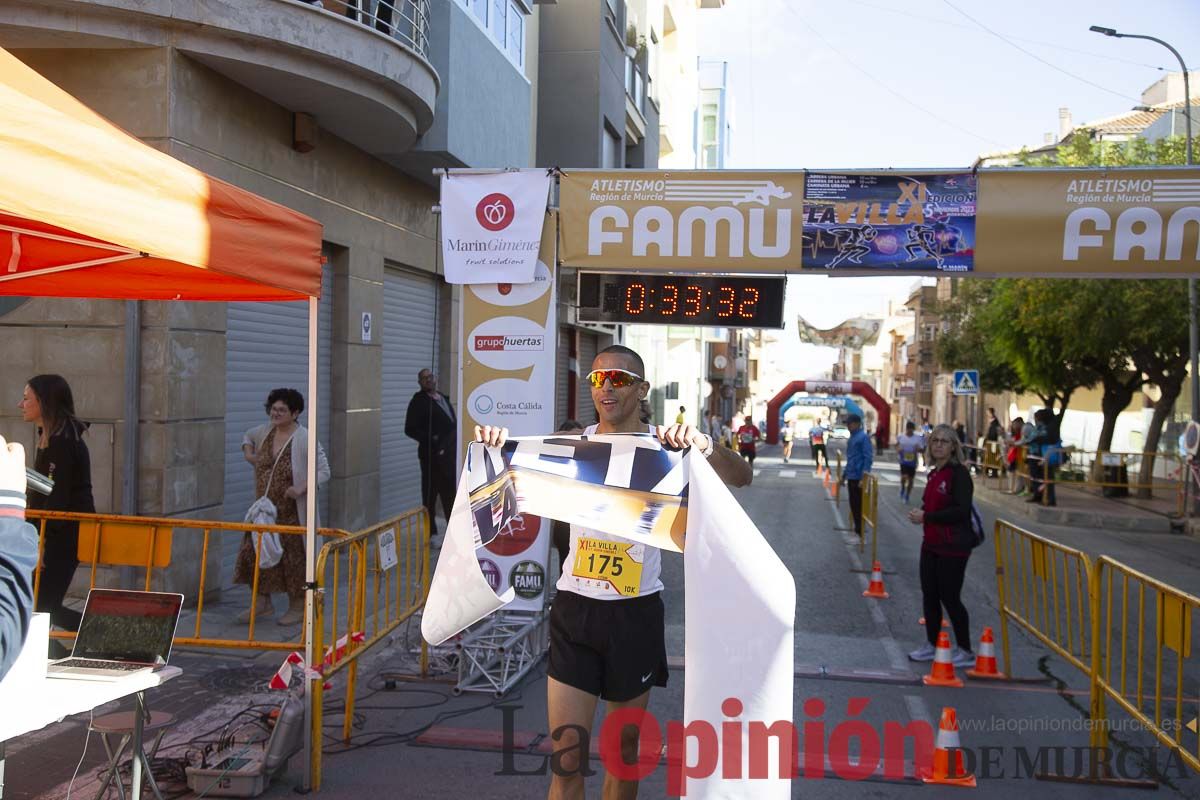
510, 560, 545, 599
473, 334, 545, 352
476, 193, 516, 232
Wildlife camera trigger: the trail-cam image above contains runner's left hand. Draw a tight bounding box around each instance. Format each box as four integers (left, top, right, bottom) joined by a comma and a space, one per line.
656, 424, 709, 452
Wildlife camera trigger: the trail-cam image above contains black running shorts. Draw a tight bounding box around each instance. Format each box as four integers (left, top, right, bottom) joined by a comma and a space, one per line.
900, 462, 917, 476
548, 590, 668, 702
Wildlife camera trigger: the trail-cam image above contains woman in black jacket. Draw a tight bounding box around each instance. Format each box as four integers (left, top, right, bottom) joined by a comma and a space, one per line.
19, 374, 94, 633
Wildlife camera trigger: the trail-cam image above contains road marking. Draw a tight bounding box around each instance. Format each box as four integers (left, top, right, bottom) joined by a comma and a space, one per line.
904, 693, 934, 730
827, 483, 913, 674
754, 469, 761, 477
779, 469, 796, 478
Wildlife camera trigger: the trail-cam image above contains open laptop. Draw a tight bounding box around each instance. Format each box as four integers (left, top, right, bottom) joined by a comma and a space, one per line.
47, 589, 184, 681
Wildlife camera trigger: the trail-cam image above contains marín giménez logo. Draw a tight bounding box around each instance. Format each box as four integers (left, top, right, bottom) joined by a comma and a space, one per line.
477, 193, 515, 231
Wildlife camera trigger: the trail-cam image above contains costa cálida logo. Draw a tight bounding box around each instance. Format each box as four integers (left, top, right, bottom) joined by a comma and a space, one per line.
477, 193, 516, 232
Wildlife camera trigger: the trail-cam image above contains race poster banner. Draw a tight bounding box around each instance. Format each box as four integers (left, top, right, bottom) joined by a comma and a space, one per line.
457, 215, 557, 611
975, 168, 1200, 276
422, 434, 690, 645
557, 170, 806, 271
440, 169, 552, 284
422, 438, 796, 798
801, 171, 976, 272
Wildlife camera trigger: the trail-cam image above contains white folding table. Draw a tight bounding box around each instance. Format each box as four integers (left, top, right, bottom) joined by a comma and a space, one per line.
0, 666, 182, 800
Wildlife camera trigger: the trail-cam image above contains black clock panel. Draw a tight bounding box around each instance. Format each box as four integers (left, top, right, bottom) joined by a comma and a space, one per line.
578, 273, 785, 328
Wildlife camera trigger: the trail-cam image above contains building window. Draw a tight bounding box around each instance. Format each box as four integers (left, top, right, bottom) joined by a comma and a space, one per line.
699, 93, 719, 169
602, 124, 622, 168
460, 0, 527, 68
923, 323, 937, 342
920, 372, 931, 389
506, 2, 524, 65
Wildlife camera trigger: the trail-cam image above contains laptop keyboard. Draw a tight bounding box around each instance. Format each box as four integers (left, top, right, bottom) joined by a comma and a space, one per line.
58, 659, 145, 671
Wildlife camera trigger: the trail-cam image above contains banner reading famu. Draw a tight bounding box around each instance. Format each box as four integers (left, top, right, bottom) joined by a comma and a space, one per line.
440, 169, 552, 284
558, 170, 806, 271
976, 167, 1200, 276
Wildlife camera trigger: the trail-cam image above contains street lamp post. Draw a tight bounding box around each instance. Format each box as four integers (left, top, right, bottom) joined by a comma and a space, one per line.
1090, 26, 1196, 421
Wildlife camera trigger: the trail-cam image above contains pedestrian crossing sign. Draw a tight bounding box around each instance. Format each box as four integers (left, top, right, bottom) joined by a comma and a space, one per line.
952, 370, 979, 396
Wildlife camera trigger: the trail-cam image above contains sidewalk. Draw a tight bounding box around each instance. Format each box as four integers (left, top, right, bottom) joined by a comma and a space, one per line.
974, 477, 1178, 534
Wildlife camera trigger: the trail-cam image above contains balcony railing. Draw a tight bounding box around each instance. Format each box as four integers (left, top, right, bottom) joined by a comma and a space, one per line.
320, 0, 432, 59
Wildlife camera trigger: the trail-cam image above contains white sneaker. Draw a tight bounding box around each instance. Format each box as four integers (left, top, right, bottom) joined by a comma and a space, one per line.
908, 642, 936, 662
951, 647, 976, 668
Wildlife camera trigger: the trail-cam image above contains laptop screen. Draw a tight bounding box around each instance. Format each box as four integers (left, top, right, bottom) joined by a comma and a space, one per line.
72, 590, 184, 664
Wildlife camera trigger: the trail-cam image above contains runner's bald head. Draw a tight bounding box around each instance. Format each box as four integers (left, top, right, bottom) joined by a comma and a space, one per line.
596, 345, 645, 377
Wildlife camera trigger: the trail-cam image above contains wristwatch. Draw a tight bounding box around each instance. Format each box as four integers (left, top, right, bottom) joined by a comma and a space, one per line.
698, 434, 715, 458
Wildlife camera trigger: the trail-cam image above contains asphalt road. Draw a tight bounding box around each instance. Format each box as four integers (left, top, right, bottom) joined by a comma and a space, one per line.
294, 442, 1200, 799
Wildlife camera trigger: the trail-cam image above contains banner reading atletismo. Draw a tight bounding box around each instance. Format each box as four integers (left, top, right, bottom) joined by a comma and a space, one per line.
801, 171, 977, 272
457, 215, 557, 611
440, 170, 552, 284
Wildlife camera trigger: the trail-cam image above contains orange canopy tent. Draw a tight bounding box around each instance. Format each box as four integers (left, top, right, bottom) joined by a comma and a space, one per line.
0, 46, 322, 300
0, 46, 326, 785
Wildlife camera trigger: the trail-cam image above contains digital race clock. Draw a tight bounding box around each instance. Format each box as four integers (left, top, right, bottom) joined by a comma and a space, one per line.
577, 273, 786, 328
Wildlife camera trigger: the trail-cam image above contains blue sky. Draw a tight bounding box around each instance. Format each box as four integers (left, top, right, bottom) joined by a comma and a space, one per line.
696, 0, 1200, 373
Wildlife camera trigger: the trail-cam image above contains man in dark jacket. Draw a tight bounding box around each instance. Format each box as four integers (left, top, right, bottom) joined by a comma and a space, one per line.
404, 369, 458, 539
0, 435, 38, 682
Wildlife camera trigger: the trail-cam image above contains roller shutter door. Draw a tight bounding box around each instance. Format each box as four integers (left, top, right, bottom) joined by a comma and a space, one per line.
556, 326, 570, 425
380, 268, 441, 521
575, 331, 598, 426
222, 267, 332, 586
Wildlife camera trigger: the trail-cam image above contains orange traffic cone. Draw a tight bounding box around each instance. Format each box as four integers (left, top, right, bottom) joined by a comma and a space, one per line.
862, 561, 889, 598
966, 627, 1007, 679
922, 632, 964, 687
918, 617, 950, 628
920, 706, 976, 787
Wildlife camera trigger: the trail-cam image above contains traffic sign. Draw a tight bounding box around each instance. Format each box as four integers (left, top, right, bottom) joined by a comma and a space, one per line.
952, 370, 980, 396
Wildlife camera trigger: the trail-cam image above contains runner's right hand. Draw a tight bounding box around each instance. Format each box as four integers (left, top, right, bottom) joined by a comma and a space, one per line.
474, 425, 508, 448
0, 435, 25, 496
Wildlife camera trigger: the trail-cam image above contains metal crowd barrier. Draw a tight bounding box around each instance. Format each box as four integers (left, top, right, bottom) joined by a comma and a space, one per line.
25, 509, 349, 650
992, 519, 1095, 677
1011, 447, 1184, 506
1089, 557, 1199, 774
310, 507, 431, 790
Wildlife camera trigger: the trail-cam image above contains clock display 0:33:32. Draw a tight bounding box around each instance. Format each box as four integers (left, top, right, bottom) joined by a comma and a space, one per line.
584, 274, 786, 327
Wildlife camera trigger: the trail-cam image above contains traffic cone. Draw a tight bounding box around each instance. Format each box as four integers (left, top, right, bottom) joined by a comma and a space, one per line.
922, 632, 963, 687
966, 627, 1007, 679
862, 561, 889, 598
920, 706, 976, 787
918, 617, 950, 628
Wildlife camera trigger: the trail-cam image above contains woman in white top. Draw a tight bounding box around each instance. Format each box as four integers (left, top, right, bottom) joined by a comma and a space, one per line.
475, 344, 751, 800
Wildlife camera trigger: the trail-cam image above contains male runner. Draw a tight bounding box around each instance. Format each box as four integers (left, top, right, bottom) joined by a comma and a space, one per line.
896, 420, 925, 503
736, 415, 761, 465
809, 419, 828, 471
475, 345, 751, 800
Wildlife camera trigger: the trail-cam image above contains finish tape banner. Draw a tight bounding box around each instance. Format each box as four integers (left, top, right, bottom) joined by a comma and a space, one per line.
555, 167, 1200, 276
440, 169, 552, 284
422, 435, 796, 797
457, 214, 557, 611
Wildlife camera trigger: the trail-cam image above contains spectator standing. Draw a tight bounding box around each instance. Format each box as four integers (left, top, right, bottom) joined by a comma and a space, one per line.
19, 375, 93, 646
405, 368, 457, 541
675, 405, 686, 425
984, 407, 1003, 478
907, 423, 976, 668
839, 414, 874, 539
237, 388, 331, 626
1026, 408, 1061, 507
736, 415, 761, 465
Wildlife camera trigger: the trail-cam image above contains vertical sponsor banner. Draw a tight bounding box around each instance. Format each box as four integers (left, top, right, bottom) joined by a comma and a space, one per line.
456, 214, 557, 611
801, 172, 976, 272
975, 168, 1200, 276
440, 169, 552, 284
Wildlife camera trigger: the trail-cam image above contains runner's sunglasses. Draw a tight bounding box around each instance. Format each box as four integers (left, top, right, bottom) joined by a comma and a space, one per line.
585, 368, 644, 389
